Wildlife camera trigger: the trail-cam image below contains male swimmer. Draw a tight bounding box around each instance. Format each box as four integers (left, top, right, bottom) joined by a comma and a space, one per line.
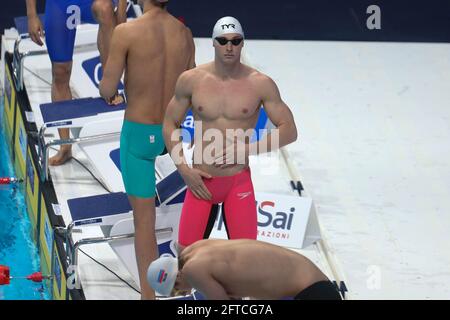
163, 17, 297, 250
99, 0, 195, 299
26, 0, 127, 165
147, 239, 342, 300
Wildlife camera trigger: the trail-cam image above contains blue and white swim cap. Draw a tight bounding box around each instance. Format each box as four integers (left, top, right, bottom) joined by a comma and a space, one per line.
147, 254, 178, 296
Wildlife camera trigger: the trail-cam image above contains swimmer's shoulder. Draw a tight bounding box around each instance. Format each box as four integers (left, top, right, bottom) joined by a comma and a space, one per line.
178, 63, 214, 84
175, 68, 200, 94
184, 26, 194, 39
194, 63, 215, 76
244, 67, 279, 94
121, 15, 146, 30
109, 22, 137, 49
243, 65, 273, 84
167, 14, 193, 34
113, 19, 142, 42
155, 13, 193, 39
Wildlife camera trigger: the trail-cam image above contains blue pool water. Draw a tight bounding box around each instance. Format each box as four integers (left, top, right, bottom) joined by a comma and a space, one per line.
0, 98, 50, 300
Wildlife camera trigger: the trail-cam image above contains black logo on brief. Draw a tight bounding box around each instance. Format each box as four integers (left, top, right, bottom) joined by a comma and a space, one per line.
221, 24, 236, 30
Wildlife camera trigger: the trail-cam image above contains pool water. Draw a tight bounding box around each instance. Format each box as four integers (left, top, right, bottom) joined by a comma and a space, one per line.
0, 98, 50, 300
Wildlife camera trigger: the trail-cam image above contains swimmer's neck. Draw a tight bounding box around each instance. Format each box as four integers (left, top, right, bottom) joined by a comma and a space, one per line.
213, 60, 243, 80
142, 1, 167, 14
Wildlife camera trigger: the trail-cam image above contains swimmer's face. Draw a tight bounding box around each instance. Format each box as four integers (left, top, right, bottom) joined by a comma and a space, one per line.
214, 33, 244, 64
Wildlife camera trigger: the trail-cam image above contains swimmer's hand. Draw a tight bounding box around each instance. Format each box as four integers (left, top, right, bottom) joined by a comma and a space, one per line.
179, 167, 212, 200
105, 93, 125, 106
214, 138, 249, 169
28, 15, 44, 46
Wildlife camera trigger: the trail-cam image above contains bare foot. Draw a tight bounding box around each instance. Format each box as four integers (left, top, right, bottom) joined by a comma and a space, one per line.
49, 147, 72, 166
106, 93, 125, 106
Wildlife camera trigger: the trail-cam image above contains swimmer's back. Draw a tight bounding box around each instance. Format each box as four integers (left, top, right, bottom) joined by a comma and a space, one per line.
182, 239, 328, 298
123, 10, 194, 124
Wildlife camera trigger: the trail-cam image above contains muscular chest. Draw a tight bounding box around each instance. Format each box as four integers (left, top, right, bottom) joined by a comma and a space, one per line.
191, 78, 261, 121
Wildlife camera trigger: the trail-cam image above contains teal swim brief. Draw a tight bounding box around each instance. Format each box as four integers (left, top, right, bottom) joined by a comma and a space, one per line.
120, 120, 165, 198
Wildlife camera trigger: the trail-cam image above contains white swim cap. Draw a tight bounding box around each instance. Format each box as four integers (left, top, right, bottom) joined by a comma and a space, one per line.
147, 254, 178, 296
212, 16, 245, 39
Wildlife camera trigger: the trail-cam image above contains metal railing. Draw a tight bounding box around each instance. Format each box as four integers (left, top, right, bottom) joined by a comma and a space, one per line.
37, 124, 120, 181
13, 35, 48, 91
56, 224, 173, 269
70, 227, 173, 268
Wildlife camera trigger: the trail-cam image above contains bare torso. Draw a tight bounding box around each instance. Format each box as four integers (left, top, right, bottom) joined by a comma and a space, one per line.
181, 239, 328, 299
123, 10, 194, 124
189, 63, 262, 177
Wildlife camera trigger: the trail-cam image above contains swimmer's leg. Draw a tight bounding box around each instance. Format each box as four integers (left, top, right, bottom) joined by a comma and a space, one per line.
91, 0, 124, 105
223, 169, 257, 239
128, 195, 158, 300
120, 121, 165, 299
178, 189, 214, 251
44, 0, 76, 165
91, 0, 116, 67
121, 153, 158, 300
49, 62, 73, 166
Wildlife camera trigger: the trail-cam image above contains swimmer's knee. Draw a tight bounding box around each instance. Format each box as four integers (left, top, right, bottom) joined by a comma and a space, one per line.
52, 63, 72, 85
130, 196, 157, 218
91, 0, 115, 23
129, 195, 156, 205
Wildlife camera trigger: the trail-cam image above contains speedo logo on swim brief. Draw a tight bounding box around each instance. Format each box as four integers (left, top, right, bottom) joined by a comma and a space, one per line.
221, 24, 236, 30
157, 269, 168, 284
237, 192, 252, 200
149, 135, 155, 143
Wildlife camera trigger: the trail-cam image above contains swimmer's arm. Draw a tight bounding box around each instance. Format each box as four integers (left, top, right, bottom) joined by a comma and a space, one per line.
26, 0, 38, 16
186, 28, 196, 69
116, 0, 128, 25
163, 72, 194, 171
250, 76, 298, 155
26, 0, 44, 46
99, 24, 128, 101
164, 72, 212, 200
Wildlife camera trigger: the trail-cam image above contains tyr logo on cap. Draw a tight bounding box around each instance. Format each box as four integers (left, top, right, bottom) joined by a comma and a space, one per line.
221, 24, 236, 30
213, 17, 245, 39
